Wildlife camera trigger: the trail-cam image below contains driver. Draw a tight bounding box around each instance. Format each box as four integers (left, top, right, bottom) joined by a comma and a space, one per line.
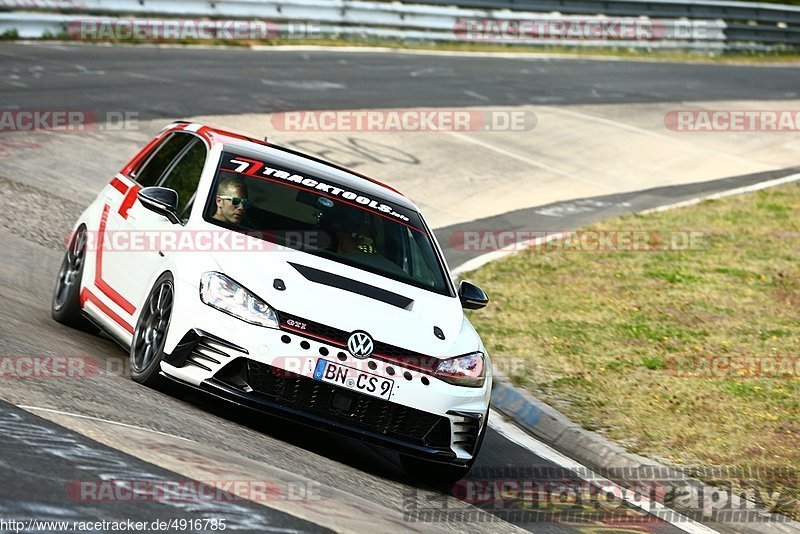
212, 178, 250, 225
335, 211, 377, 255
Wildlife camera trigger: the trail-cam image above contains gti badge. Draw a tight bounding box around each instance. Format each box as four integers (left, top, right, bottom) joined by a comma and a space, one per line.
347, 331, 374, 359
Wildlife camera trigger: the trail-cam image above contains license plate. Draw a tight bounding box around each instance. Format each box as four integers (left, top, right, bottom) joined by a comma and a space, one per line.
313, 359, 394, 400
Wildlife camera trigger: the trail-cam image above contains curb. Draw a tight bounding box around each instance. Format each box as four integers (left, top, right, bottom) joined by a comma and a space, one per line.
479, 177, 800, 534
490, 374, 800, 534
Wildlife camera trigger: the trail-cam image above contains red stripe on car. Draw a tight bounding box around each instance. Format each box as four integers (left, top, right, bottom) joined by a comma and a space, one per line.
80, 287, 134, 334
109, 177, 129, 194
95, 204, 136, 315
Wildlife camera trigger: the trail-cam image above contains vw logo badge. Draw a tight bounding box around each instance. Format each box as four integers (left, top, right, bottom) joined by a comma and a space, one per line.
347, 331, 374, 359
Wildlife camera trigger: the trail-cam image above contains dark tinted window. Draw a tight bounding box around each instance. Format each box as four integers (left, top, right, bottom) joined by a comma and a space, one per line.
160, 139, 206, 216
204, 153, 451, 295
135, 133, 194, 187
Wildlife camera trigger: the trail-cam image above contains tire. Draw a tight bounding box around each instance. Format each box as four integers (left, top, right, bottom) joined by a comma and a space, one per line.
401, 409, 490, 486
52, 225, 94, 332
130, 272, 174, 388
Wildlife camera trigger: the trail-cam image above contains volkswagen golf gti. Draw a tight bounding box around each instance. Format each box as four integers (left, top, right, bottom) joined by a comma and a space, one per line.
51, 121, 492, 482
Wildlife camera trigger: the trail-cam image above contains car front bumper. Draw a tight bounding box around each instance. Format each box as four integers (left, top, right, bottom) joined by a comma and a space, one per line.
160, 279, 491, 464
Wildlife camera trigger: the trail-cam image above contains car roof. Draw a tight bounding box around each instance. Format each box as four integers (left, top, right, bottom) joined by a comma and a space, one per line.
166, 122, 418, 212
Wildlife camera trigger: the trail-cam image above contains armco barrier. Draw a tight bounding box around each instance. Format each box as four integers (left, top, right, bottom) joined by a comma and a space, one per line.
2, 0, 731, 50
414, 0, 800, 46
0, 0, 797, 51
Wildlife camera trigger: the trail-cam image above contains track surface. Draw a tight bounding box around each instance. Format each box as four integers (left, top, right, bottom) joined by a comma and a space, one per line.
2, 42, 798, 533
2, 43, 800, 119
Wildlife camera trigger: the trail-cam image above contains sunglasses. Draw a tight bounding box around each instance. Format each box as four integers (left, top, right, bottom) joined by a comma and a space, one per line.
218, 195, 252, 208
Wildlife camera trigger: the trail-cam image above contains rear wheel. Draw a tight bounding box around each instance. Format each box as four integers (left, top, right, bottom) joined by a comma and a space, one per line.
130, 273, 174, 388
52, 225, 94, 331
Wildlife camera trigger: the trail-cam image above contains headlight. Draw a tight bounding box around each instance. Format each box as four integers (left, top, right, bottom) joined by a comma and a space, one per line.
434, 352, 485, 387
199, 272, 279, 328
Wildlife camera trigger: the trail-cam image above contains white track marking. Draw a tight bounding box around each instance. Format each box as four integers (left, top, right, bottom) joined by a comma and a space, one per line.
489, 409, 720, 534
452, 231, 565, 277
19, 405, 196, 442
445, 131, 610, 190
452, 172, 800, 277
409, 67, 439, 77
463, 90, 490, 101
261, 79, 345, 90
543, 106, 776, 167
639, 172, 800, 214
546, 105, 686, 141
126, 71, 165, 83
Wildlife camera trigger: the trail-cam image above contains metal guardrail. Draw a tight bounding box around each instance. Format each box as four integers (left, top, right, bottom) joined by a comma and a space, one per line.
400, 0, 800, 46
0, 13, 728, 50
0, 0, 794, 49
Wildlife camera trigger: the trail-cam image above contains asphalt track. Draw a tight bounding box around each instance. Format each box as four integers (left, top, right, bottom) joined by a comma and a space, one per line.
2, 43, 800, 119
2, 42, 798, 534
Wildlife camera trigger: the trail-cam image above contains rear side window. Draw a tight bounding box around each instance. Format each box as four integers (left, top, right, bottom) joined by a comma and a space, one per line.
159, 139, 207, 216
134, 133, 194, 187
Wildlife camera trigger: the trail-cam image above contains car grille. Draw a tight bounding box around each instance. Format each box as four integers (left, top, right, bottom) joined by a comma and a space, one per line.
242, 360, 451, 448
277, 311, 440, 373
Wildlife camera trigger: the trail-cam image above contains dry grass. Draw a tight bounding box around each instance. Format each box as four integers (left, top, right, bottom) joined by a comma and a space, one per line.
20, 31, 800, 64
466, 183, 800, 518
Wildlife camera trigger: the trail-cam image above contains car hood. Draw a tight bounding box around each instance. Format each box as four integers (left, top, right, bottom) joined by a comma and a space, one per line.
211, 246, 474, 358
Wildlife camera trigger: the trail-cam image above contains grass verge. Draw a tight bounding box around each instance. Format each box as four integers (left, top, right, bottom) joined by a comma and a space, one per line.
18, 32, 800, 64
466, 183, 800, 519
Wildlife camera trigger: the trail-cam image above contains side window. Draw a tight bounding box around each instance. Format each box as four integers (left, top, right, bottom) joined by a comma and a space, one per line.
134, 133, 194, 187
159, 138, 207, 217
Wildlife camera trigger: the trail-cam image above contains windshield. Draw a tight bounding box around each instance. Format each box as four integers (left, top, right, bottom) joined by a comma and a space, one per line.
204, 151, 452, 296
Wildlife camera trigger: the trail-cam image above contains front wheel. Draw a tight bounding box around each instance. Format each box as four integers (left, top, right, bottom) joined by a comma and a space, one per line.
130, 273, 174, 388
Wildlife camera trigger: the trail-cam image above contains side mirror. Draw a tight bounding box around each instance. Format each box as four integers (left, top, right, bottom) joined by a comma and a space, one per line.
459, 280, 489, 310
138, 186, 181, 224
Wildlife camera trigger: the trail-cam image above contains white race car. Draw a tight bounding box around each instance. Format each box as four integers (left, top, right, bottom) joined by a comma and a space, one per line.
52, 122, 491, 482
